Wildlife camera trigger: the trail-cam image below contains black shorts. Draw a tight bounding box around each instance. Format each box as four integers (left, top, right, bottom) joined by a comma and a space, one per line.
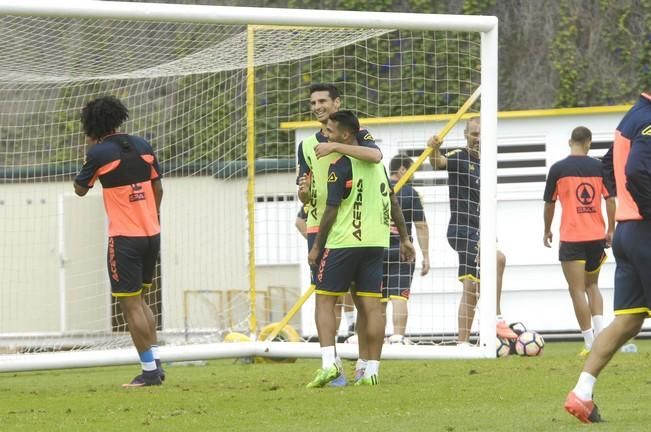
315, 247, 384, 297
612, 221, 651, 317
383, 247, 415, 300
447, 225, 479, 281
108, 234, 160, 297
559, 240, 606, 273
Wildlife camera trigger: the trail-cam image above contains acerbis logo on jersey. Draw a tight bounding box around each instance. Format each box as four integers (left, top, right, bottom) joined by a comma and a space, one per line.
576, 183, 596, 213
129, 183, 145, 202
642, 125, 651, 136
352, 179, 364, 241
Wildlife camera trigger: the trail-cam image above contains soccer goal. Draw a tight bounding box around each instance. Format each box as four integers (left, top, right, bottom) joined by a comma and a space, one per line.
0, 1, 497, 372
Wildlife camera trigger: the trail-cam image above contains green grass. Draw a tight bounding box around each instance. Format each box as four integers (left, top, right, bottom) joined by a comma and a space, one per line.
1, 341, 649, 431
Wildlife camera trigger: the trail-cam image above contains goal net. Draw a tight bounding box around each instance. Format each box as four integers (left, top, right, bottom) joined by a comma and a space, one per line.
0, 2, 497, 371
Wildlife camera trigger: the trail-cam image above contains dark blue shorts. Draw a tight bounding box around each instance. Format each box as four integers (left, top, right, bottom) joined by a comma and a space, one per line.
447, 226, 479, 281
612, 221, 651, 316
559, 240, 607, 273
108, 234, 160, 297
383, 247, 415, 300
315, 247, 384, 297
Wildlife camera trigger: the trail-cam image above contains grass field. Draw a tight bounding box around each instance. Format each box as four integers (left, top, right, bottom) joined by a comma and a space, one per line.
1, 340, 649, 431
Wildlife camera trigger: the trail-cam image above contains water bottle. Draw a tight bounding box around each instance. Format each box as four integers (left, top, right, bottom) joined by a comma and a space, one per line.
620, 343, 638, 353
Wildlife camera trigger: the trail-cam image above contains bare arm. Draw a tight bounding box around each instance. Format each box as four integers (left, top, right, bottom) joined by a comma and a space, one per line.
543, 201, 555, 247
427, 136, 447, 170
297, 173, 310, 204
414, 220, 430, 276
605, 197, 616, 247
295, 217, 308, 240
152, 178, 163, 218
314, 142, 382, 163
390, 194, 416, 262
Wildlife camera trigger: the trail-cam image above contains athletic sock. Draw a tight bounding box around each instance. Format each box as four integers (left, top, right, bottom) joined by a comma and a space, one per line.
321, 346, 336, 369
364, 360, 380, 377
138, 348, 157, 372
592, 315, 604, 336
573, 371, 596, 401
581, 328, 595, 350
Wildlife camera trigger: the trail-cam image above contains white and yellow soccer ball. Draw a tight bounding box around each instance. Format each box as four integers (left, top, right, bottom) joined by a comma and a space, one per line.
515, 331, 544, 356
496, 336, 510, 358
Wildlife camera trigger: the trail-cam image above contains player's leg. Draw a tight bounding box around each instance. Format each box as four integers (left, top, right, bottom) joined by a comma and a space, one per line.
496, 250, 505, 315
141, 234, 164, 379
353, 247, 385, 386
565, 313, 644, 423
351, 293, 369, 381
562, 261, 594, 349
449, 229, 479, 344
390, 298, 408, 337
389, 260, 414, 342
354, 295, 384, 386
495, 250, 517, 339
308, 248, 351, 388
110, 236, 161, 387
560, 242, 594, 352
565, 221, 650, 423
458, 277, 478, 343
585, 241, 606, 336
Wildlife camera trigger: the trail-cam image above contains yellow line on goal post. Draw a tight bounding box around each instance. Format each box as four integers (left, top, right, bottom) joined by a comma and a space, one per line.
263, 86, 482, 342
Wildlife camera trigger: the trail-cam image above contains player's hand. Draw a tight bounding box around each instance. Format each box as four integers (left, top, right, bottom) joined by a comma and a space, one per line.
314, 142, 338, 159
298, 173, 310, 195
400, 240, 416, 262
543, 231, 553, 248
427, 135, 443, 150
605, 229, 614, 248
420, 258, 430, 276
308, 245, 320, 267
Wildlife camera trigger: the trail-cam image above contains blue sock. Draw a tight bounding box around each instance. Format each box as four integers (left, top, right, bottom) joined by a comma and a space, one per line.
138, 348, 157, 372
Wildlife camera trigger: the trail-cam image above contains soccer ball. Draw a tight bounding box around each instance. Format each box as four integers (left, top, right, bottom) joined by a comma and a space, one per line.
508, 322, 527, 354
509, 322, 527, 335
515, 331, 544, 356
496, 336, 510, 358
345, 334, 358, 344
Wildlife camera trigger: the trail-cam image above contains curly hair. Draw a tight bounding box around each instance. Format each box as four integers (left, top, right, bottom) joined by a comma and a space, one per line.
80, 96, 129, 140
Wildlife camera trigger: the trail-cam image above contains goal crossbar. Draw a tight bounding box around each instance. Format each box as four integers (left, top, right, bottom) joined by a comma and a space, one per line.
0, 1, 497, 32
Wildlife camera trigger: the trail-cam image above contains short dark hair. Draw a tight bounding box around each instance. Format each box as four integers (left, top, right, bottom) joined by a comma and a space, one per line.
80, 96, 129, 139
389, 154, 413, 173
328, 110, 359, 134
309, 83, 340, 100
571, 126, 592, 143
